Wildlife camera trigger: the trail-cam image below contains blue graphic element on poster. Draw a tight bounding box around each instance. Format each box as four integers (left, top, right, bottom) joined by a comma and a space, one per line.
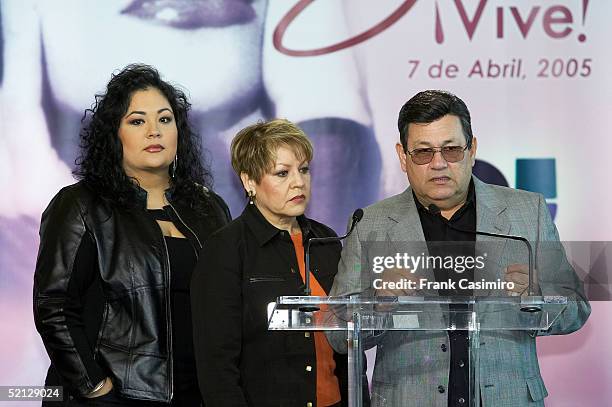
516, 158, 557, 220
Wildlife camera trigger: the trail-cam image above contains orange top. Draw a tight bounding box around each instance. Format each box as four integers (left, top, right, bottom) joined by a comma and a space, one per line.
290, 233, 341, 407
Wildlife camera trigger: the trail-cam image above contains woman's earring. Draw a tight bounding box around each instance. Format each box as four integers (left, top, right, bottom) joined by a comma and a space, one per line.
248, 190, 255, 205
171, 155, 178, 178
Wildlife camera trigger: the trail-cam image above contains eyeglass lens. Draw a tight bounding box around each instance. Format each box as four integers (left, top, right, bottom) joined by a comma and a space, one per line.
411, 147, 466, 164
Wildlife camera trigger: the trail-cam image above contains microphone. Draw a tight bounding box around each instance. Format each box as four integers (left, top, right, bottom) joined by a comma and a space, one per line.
301, 209, 363, 309
427, 204, 540, 312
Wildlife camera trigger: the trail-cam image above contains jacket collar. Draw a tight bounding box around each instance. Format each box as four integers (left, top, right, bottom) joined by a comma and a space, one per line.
473, 176, 510, 235
386, 175, 504, 243
386, 187, 426, 244
241, 204, 312, 247
132, 183, 177, 209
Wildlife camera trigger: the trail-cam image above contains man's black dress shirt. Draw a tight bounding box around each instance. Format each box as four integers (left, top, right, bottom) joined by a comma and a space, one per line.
414, 179, 476, 407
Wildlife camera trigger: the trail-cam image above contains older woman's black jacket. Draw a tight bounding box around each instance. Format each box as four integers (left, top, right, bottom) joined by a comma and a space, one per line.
191, 204, 369, 407
33, 181, 230, 402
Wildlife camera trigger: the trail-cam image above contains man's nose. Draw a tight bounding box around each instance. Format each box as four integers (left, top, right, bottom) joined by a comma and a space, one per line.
429, 150, 448, 169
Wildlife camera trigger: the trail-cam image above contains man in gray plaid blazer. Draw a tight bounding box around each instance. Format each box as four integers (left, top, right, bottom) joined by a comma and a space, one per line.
327, 90, 590, 406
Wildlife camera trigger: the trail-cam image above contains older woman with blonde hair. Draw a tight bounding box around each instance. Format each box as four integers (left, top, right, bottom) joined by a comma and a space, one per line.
191, 119, 361, 406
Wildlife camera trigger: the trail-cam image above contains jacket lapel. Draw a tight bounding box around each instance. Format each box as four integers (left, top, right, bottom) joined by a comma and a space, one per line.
385, 188, 435, 288
474, 177, 510, 296
475, 177, 510, 236
386, 187, 426, 244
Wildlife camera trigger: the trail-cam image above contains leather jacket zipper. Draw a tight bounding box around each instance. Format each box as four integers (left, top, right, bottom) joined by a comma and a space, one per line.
158, 224, 174, 402
163, 202, 201, 402
168, 203, 202, 261
168, 203, 203, 250
161, 202, 202, 401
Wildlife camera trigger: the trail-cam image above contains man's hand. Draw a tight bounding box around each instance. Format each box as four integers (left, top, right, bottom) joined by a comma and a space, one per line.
373, 267, 418, 312
504, 264, 539, 297
375, 267, 417, 297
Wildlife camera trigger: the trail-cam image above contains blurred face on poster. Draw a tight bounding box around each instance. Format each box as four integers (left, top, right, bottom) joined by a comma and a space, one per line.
36, 0, 265, 114
395, 114, 477, 214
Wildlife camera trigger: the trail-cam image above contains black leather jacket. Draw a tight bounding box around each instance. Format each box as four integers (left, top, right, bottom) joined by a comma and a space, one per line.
33, 181, 230, 402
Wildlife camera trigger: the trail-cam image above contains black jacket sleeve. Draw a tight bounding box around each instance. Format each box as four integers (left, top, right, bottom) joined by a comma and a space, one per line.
33, 188, 106, 396
191, 229, 247, 406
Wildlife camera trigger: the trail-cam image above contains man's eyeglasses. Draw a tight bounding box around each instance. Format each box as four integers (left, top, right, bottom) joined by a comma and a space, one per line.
406, 145, 470, 165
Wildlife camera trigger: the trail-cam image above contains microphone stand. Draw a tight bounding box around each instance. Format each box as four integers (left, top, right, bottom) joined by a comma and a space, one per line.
300, 209, 363, 312
428, 204, 540, 313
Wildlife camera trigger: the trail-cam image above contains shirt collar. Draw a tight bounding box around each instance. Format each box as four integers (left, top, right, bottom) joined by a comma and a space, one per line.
413, 177, 476, 219
242, 204, 312, 247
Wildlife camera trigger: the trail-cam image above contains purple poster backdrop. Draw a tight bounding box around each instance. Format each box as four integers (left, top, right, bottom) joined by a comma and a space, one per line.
1, 0, 610, 405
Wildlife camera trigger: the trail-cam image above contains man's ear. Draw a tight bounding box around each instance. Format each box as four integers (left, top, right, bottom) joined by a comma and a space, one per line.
469, 137, 478, 167
396, 142, 408, 173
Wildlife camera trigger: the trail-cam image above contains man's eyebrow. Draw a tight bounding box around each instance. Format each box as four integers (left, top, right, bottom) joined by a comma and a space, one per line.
413, 139, 458, 147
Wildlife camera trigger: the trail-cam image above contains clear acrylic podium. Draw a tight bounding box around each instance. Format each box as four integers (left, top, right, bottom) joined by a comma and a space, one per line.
268, 295, 568, 407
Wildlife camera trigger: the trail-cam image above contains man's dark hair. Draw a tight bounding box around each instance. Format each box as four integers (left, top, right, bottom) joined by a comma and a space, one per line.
397, 90, 473, 151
